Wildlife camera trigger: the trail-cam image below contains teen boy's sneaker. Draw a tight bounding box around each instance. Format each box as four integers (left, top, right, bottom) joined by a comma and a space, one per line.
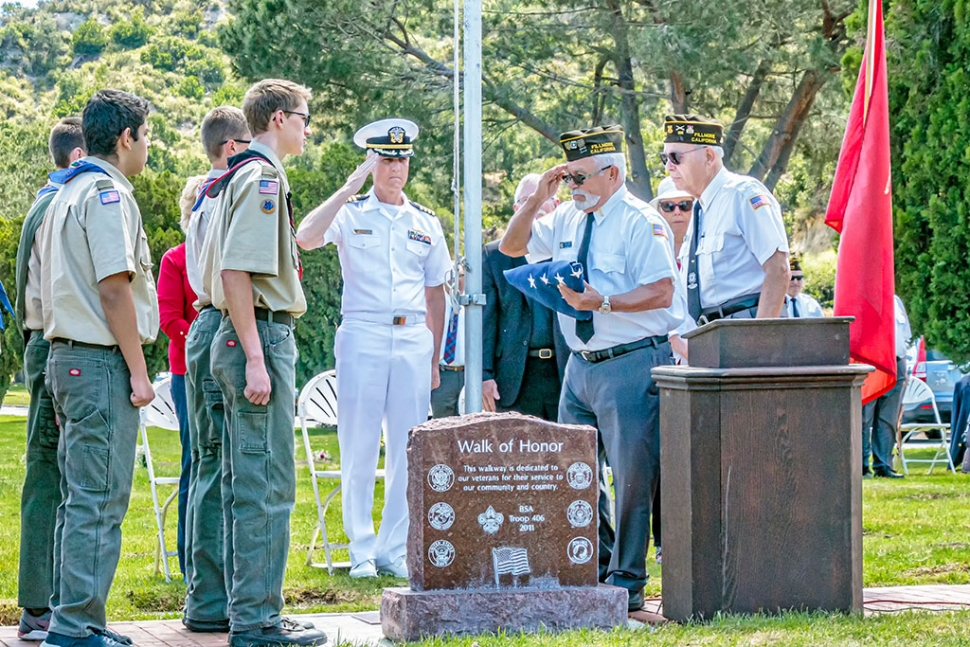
18, 609, 51, 640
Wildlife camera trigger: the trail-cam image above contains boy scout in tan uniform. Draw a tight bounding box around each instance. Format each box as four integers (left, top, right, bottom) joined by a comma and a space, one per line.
14, 118, 86, 642
40, 90, 157, 647
200, 79, 326, 647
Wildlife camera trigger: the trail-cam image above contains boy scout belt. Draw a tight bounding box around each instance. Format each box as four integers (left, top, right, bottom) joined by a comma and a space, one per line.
253, 307, 295, 327
698, 293, 760, 325
574, 334, 668, 364
52, 338, 119, 352
527, 348, 555, 359
343, 313, 426, 326
439, 364, 464, 372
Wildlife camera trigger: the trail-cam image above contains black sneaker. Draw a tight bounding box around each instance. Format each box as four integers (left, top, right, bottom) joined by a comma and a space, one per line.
183, 616, 230, 633
229, 618, 327, 647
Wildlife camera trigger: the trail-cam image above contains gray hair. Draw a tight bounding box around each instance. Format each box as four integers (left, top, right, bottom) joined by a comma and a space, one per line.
597, 152, 627, 183
514, 173, 542, 204
708, 145, 724, 161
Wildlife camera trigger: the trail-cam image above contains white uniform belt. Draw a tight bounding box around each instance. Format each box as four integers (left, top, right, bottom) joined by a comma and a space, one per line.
343, 313, 426, 326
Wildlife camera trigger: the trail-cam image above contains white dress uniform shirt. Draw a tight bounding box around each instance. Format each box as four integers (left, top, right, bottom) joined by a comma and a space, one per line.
439, 299, 464, 367
527, 186, 685, 351
185, 168, 221, 308
324, 190, 451, 316
785, 293, 825, 318
678, 166, 789, 309
894, 294, 912, 359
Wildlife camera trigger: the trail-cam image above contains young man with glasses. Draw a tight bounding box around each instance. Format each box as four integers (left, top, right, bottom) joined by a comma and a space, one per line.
784, 256, 824, 318
501, 125, 686, 613
661, 114, 789, 325
179, 105, 251, 635
199, 80, 327, 647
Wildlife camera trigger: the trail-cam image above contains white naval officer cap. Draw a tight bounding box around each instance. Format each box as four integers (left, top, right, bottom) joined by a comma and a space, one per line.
353, 118, 419, 158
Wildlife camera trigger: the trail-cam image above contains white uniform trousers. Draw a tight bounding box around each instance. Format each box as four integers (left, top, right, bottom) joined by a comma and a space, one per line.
334, 319, 433, 567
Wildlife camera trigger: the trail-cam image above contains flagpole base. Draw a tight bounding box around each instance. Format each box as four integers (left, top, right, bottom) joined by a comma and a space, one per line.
380, 584, 628, 641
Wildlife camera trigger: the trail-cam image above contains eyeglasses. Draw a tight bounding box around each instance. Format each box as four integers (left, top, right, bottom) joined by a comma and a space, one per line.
659, 200, 693, 213
218, 138, 252, 146
283, 110, 311, 127
562, 166, 612, 187
790, 275, 804, 281
659, 147, 706, 166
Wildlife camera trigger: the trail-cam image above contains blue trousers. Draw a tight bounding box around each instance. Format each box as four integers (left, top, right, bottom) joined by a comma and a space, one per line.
171, 372, 191, 576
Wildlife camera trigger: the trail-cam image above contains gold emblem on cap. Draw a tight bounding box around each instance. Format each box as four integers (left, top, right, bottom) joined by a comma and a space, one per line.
389, 126, 405, 144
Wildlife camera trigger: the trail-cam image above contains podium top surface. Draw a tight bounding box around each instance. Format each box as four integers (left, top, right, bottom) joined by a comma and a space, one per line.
683, 317, 853, 369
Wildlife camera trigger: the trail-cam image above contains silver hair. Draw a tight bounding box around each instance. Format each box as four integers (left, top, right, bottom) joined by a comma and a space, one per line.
513, 173, 543, 204
597, 152, 627, 183
708, 146, 725, 161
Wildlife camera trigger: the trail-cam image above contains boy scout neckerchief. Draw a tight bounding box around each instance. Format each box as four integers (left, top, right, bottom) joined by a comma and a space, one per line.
190, 177, 218, 213
16, 161, 110, 334
205, 149, 302, 279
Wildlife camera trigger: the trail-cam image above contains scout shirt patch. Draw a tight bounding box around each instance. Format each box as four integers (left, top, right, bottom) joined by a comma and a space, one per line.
559, 241, 573, 249
100, 190, 121, 204
261, 200, 276, 214
653, 223, 668, 237
408, 229, 432, 245
750, 194, 771, 210
259, 180, 279, 194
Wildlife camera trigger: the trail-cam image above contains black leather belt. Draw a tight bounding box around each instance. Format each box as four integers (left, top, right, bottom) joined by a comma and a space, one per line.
199, 305, 218, 314
254, 307, 295, 327
52, 338, 119, 352
527, 348, 555, 359
698, 293, 760, 325
439, 364, 464, 372
574, 335, 668, 364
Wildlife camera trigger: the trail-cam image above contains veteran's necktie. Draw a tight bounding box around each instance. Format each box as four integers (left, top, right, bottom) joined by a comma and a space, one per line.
686, 201, 703, 321
443, 310, 459, 364
575, 212, 596, 344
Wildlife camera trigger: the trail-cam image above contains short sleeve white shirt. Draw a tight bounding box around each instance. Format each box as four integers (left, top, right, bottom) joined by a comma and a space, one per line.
526, 186, 685, 351
678, 167, 789, 309
324, 190, 451, 316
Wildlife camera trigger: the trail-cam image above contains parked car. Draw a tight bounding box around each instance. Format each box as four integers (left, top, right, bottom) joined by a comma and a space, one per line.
901, 338, 968, 425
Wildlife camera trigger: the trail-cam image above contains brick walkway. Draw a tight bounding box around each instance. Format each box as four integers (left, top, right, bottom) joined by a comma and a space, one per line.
3, 585, 969, 646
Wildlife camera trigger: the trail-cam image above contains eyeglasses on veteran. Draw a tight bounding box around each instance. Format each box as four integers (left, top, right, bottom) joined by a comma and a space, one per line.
659, 200, 694, 213
561, 166, 612, 187
658, 147, 706, 166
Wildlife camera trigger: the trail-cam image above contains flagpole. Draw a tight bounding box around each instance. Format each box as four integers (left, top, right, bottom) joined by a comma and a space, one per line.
461, 0, 483, 414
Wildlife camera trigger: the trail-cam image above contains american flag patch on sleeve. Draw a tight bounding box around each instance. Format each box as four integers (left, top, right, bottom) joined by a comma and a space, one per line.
653, 223, 668, 237
259, 180, 279, 195
99, 190, 120, 205
750, 194, 771, 210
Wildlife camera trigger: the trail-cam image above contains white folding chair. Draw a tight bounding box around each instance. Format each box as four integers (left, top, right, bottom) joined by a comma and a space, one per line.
898, 377, 956, 474
298, 370, 385, 574
140, 376, 182, 581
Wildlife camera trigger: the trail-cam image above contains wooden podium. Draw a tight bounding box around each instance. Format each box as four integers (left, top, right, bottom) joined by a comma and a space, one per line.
652, 318, 870, 621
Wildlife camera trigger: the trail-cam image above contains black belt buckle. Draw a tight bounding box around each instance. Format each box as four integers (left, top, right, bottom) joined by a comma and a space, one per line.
393, 316, 407, 326
579, 350, 596, 363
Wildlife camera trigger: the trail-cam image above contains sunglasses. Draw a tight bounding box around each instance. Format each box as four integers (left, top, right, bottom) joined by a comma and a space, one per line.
562, 166, 612, 187
283, 110, 312, 127
659, 200, 693, 213
218, 138, 252, 146
790, 275, 804, 281
658, 147, 706, 166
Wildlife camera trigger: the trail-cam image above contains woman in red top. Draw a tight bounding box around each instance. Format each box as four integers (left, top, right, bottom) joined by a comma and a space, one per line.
157, 242, 198, 576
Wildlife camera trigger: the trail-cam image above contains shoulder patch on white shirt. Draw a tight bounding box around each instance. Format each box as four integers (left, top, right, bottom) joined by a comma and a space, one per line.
749, 194, 771, 210
99, 190, 121, 205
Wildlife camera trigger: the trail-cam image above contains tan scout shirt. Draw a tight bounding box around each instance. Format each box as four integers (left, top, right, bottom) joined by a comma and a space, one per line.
202, 142, 306, 317
41, 157, 159, 345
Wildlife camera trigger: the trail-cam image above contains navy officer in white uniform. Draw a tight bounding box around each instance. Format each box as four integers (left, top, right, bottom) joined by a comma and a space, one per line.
662, 115, 790, 323
296, 119, 450, 579
500, 125, 685, 612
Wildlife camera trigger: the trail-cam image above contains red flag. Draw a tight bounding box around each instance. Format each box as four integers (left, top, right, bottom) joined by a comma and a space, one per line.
825, 0, 895, 404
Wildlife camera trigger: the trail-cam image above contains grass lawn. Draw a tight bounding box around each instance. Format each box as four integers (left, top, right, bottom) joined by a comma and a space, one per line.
0, 412, 968, 645
3, 384, 30, 407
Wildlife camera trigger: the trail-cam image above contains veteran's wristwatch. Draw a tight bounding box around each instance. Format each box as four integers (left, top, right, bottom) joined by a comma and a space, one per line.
598, 295, 611, 315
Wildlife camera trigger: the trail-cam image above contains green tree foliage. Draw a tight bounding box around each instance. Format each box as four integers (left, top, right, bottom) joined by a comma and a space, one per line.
72, 17, 107, 56
109, 7, 153, 50
888, 0, 970, 363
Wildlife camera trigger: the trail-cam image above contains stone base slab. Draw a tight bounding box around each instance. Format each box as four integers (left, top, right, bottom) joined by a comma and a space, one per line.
380, 584, 628, 641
